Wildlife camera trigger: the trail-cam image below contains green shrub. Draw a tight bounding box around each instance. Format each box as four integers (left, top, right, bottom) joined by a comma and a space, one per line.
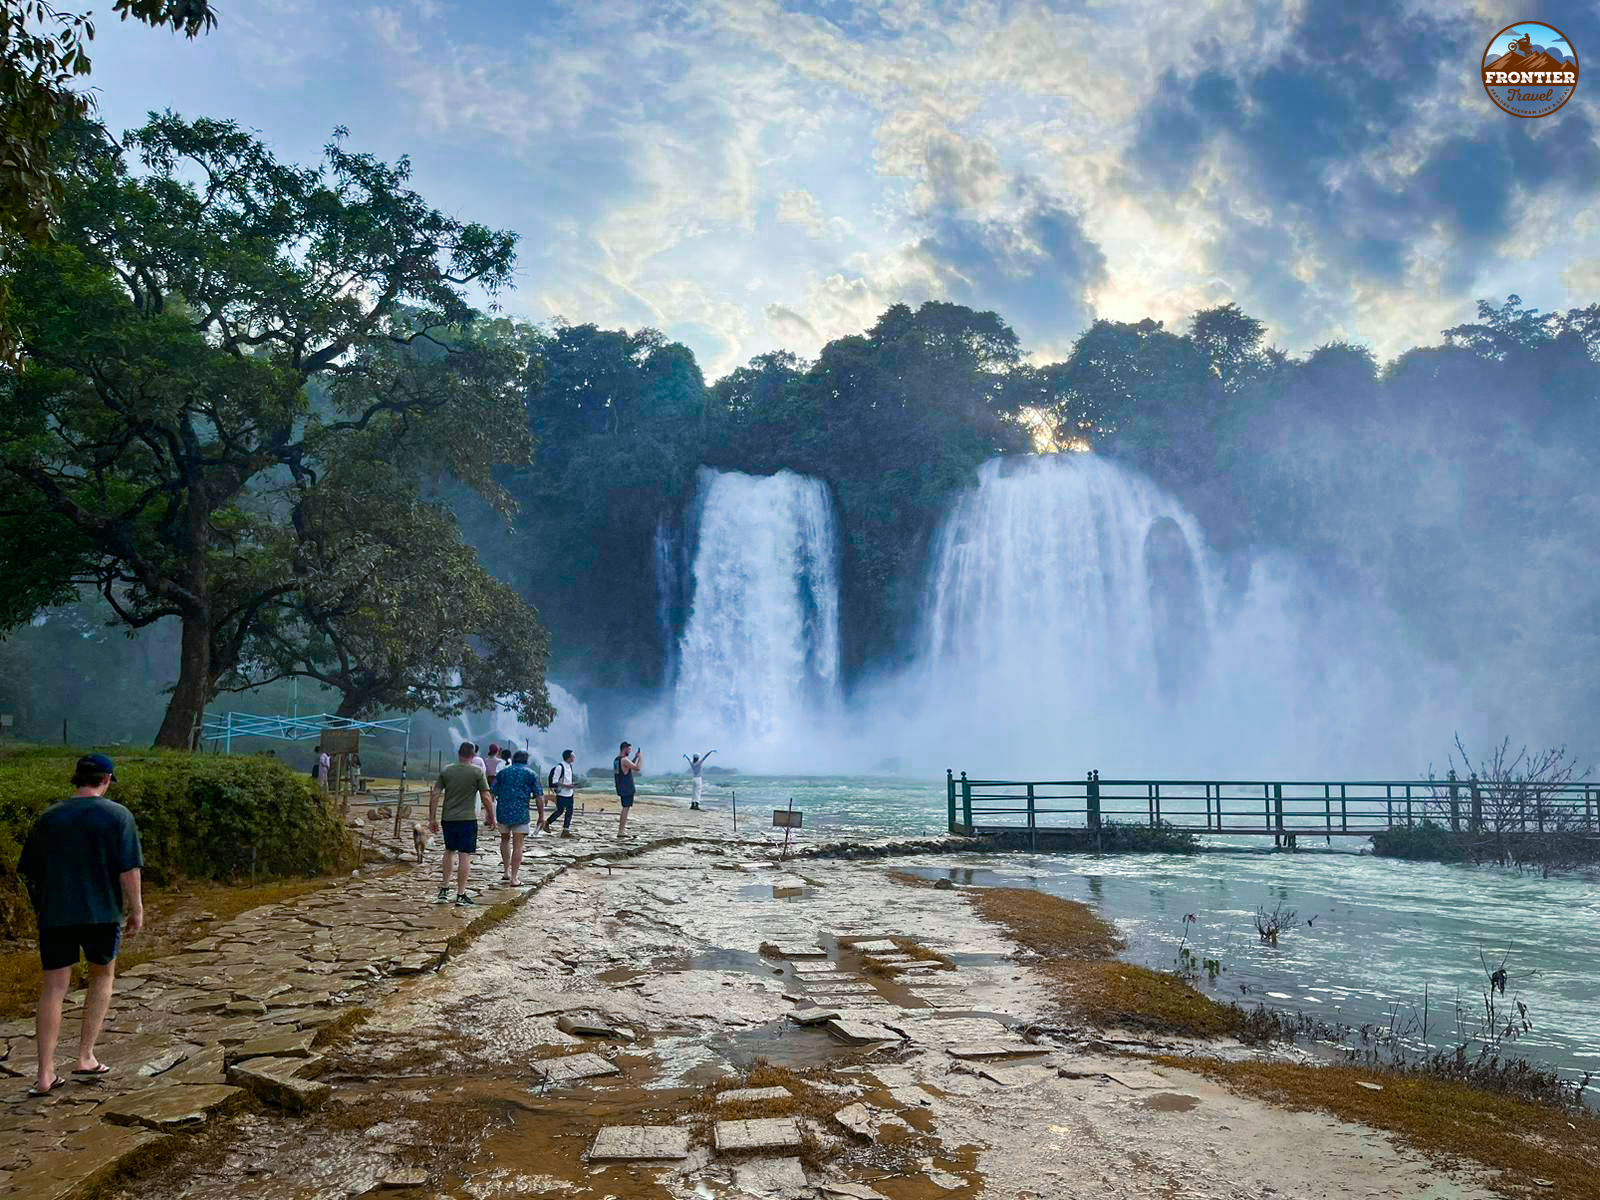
0, 745, 356, 939
1370, 820, 1470, 863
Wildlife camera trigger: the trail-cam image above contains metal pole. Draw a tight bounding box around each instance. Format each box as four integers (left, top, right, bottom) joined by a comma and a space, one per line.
947, 768, 956, 833
1027, 783, 1036, 852
961, 771, 972, 831
732, 789, 737, 833
1449, 769, 1460, 832
224, 711, 233, 755
394, 727, 410, 841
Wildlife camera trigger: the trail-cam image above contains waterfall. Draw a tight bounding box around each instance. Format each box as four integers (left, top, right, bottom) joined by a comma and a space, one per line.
910, 454, 1227, 772
671, 468, 841, 751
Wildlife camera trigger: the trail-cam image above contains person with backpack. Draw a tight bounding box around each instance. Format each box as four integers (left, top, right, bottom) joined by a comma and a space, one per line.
539, 750, 577, 837
614, 741, 643, 839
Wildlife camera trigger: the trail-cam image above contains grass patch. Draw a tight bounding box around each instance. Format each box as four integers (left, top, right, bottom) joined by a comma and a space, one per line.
968, 886, 1243, 1038
968, 886, 1125, 959
889, 936, 955, 968
1046, 960, 1244, 1038
1176, 1057, 1600, 1199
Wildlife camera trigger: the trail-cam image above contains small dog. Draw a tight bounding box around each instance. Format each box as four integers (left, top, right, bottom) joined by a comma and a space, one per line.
412, 823, 429, 863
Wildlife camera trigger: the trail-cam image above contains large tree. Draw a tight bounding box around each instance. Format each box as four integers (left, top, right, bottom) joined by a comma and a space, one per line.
227, 456, 555, 725
0, 114, 539, 746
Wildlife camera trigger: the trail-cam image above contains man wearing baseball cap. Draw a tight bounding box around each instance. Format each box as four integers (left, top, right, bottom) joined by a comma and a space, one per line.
17, 754, 144, 1095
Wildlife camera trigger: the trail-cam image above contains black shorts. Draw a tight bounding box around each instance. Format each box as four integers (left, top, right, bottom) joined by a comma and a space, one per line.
618, 793, 635, 808
39, 923, 121, 971
441, 820, 478, 853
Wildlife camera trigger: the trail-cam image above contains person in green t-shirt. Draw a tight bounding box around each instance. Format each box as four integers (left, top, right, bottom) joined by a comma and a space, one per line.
429, 741, 493, 906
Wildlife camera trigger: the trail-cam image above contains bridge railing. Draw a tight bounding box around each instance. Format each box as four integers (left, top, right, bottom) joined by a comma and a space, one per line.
944, 770, 1600, 840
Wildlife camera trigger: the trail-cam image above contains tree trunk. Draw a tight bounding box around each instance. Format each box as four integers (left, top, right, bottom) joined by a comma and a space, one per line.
153, 611, 212, 748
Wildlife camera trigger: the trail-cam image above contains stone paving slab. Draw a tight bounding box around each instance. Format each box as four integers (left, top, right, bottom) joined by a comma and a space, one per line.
848, 939, 901, 954
788, 961, 842, 975
589, 1124, 691, 1161
531, 1053, 621, 1084
825, 1018, 904, 1045
101, 1084, 246, 1131
945, 1041, 1050, 1060
785, 1008, 843, 1026
713, 1116, 803, 1152
716, 1086, 793, 1105
763, 943, 828, 960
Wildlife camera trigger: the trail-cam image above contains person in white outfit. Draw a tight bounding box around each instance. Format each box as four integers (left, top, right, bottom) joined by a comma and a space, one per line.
683, 750, 715, 810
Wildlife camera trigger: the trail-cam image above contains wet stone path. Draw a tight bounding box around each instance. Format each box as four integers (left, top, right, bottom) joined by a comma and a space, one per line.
0, 802, 728, 1200
84, 840, 1501, 1200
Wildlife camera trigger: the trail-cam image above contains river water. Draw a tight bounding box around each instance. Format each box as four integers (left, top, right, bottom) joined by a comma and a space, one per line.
672, 772, 1600, 1084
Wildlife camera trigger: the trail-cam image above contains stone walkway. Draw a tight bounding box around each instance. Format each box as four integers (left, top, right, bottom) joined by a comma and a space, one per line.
0, 798, 737, 1200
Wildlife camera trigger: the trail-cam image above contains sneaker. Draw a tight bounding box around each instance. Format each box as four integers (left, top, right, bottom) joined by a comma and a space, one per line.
435, 887, 452, 903
455, 894, 476, 907
560, 830, 574, 839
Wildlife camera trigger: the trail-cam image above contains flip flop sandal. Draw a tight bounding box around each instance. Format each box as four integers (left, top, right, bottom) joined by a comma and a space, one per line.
72, 1064, 112, 1077
27, 1078, 66, 1096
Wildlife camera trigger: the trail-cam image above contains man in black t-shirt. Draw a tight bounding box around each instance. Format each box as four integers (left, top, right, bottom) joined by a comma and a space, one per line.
18, 754, 144, 1095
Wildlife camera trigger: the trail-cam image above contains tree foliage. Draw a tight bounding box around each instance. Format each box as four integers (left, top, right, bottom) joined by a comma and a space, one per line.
0, 114, 544, 746
0, 1, 215, 244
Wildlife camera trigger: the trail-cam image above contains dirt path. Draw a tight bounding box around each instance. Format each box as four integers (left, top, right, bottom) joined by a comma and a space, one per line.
104, 842, 1501, 1200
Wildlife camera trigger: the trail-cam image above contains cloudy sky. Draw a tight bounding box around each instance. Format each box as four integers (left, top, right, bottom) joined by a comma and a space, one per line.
86, 0, 1600, 378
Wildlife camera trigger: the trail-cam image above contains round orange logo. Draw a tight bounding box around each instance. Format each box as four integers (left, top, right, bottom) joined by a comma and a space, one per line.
1482, 22, 1578, 117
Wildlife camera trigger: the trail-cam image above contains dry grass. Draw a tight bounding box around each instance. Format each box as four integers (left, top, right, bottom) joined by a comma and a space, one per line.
0, 875, 341, 1019
967, 886, 1126, 959
1176, 1058, 1600, 1200
889, 937, 955, 969
967, 886, 1242, 1038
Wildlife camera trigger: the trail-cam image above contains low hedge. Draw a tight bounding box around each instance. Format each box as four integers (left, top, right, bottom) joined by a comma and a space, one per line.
0, 745, 356, 939
1370, 820, 1471, 863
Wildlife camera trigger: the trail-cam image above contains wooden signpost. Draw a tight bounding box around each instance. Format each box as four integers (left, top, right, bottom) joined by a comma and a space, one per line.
773, 797, 803, 859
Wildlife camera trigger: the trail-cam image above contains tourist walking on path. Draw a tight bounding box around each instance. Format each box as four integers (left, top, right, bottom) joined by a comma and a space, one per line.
540, 750, 578, 837
683, 750, 715, 810
491, 751, 540, 886
429, 742, 494, 906
314, 745, 330, 789
484, 743, 502, 788
615, 741, 643, 839
17, 754, 144, 1096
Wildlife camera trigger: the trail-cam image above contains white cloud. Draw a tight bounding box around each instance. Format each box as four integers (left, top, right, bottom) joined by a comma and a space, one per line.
776, 189, 827, 237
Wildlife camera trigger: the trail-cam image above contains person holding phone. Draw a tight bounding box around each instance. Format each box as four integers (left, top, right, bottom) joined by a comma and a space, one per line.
614, 741, 643, 839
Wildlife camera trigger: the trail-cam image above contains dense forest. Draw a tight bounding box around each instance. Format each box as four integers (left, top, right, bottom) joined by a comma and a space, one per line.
2, 117, 1597, 750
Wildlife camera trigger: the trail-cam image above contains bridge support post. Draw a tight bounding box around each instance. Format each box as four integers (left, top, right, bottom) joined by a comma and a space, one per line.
1273, 784, 1284, 848
1470, 776, 1482, 834
960, 771, 971, 833
1027, 783, 1036, 851
1448, 769, 1460, 833
1087, 771, 1101, 847
947, 769, 956, 834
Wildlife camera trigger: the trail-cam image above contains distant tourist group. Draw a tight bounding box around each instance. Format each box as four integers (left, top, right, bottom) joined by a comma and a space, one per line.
424, 739, 646, 905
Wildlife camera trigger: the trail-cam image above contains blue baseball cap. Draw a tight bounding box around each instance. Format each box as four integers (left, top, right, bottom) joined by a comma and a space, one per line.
77, 753, 116, 779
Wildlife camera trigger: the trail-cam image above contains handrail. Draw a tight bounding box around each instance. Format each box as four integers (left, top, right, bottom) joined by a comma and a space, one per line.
945, 769, 1600, 840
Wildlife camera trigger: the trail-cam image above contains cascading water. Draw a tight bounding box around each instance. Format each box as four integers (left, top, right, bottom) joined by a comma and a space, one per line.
922, 453, 1219, 697
669, 468, 841, 754
889, 452, 1448, 776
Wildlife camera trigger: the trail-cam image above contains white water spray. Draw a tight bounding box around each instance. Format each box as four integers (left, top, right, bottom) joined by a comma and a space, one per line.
668, 468, 841, 758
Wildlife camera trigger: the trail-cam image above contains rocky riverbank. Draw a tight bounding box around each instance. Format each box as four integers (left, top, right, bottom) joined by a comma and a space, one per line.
1, 791, 1556, 1199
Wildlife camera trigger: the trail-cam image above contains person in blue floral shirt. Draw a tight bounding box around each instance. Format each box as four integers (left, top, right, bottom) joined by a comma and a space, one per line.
490, 751, 542, 886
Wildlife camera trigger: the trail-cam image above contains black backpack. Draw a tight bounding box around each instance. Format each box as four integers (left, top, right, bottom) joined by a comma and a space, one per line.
548, 765, 561, 789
